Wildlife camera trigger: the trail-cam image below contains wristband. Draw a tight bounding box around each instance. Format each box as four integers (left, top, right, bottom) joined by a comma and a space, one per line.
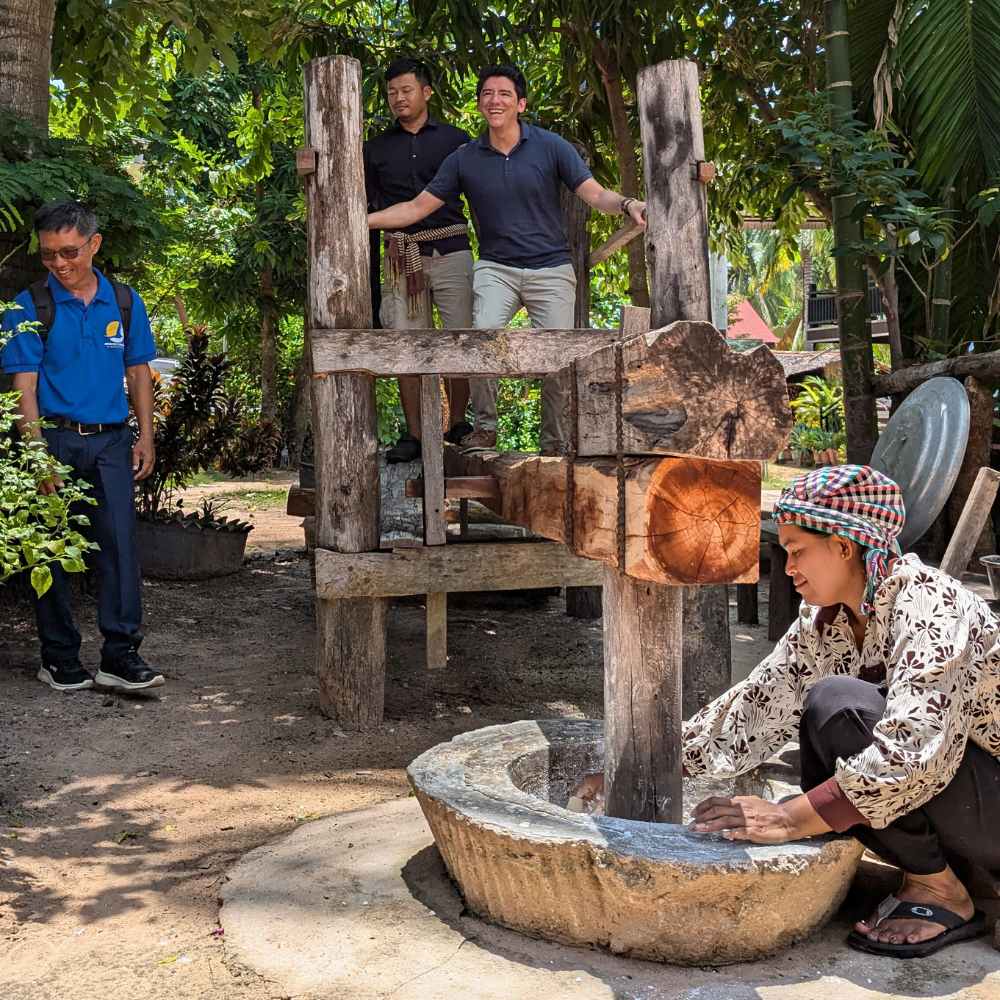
621, 197, 634, 216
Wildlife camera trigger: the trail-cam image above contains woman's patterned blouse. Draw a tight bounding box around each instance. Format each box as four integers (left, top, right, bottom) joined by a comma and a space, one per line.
682, 554, 1000, 829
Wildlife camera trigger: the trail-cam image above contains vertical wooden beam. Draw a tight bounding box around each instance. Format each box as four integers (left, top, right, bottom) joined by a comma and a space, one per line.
421, 375, 448, 668
941, 467, 1000, 581
603, 297, 684, 821
643, 61, 732, 718
305, 56, 387, 730
603, 573, 684, 823
562, 152, 601, 620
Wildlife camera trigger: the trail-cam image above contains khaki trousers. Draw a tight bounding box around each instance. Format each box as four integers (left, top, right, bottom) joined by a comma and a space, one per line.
379, 248, 474, 331
471, 260, 577, 453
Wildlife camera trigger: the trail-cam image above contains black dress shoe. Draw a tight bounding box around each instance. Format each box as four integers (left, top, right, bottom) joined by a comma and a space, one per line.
443, 421, 473, 445
96, 649, 165, 691
386, 436, 421, 463
37, 660, 94, 692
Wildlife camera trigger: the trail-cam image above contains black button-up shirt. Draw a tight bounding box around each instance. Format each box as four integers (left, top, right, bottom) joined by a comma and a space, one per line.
364, 117, 471, 256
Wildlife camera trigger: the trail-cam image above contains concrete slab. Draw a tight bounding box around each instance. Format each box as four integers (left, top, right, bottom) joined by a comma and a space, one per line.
220, 797, 1000, 1000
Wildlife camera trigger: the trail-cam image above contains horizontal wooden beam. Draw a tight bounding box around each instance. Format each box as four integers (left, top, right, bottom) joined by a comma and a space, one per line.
447, 447, 762, 586
590, 221, 643, 267
314, 541, 602, 598
873, 350, 1000, 395
311, 327, 618, 377
405, 476, 500, 502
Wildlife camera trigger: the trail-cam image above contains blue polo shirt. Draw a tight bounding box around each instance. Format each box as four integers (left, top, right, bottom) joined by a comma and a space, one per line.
1, 268, 156, 424
425, 123, 592, 269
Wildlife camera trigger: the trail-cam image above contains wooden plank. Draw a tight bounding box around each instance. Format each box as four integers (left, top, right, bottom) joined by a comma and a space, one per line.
947, 376, 996, 564
420, 375, 447, 547
447, 449, 761, 586
590, 221, 643, 267
603, 567, 683, 824
311, 327, 617, 377
426, 591, 448, 670
305, 56, 387, 731
940, 466, 1000, 580
873, 350, 1000, 396
404, 476, 500, 502
314, 543, 603, 598
571, 320, 792, 459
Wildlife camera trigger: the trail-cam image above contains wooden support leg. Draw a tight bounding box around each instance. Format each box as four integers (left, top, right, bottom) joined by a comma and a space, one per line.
602, 567, 683, 823
767, 542, 800, 641
565, 586, 602, 619
421, 376, 448, 668
426, 591, 448, 670
736, 583, 759, 625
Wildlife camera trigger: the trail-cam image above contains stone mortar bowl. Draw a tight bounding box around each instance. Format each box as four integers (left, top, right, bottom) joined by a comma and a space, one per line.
407, 719, 864, 966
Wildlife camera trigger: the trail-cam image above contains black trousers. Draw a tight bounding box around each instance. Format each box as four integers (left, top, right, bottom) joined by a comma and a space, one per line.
36, 425, 143, 664
799, 676, 1000, 877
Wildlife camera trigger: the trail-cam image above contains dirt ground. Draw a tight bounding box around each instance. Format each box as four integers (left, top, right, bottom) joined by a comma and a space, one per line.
0, 476, 617, 999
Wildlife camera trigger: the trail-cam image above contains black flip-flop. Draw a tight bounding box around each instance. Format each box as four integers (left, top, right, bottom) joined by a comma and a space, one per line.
847, 893, 988, 958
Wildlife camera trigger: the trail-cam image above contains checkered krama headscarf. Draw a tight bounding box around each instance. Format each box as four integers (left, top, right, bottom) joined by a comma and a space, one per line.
772, 464, 906, 615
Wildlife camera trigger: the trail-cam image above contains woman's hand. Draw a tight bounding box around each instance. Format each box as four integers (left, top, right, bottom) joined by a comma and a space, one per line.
690, 793, 831, 845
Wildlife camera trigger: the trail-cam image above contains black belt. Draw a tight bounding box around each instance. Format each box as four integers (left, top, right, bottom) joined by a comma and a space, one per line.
51, 418, 127, 435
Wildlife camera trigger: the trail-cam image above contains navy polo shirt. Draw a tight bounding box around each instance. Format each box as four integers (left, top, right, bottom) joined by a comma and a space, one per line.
364, 117, 471, 256
1, 268, 157, 424
425, 123, 592, 269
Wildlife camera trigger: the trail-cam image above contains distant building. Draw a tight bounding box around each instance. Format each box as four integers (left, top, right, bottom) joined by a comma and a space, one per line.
726, 300, 778, 344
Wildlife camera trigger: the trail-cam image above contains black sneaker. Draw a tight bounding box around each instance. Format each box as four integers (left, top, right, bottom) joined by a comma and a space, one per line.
386, 436, 421, 464
95, 650, 165, 691
444, 420, 473, 445
37, 660, 94, 692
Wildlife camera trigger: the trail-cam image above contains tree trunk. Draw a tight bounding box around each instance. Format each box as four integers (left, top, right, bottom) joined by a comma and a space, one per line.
0, 0, 54, 303
0, 0, 54, 130
825, 0, 877, 463
591, 37, 650, 308
259, 260, 278, 425
289, 310, 312, 465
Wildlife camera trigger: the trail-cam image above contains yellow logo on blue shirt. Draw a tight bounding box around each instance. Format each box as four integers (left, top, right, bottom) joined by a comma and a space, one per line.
104, 320, 124, 348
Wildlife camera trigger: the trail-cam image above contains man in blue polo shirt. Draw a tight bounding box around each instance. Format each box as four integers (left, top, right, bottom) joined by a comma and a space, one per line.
367, 63, 646, 453
1, 200, 164, 693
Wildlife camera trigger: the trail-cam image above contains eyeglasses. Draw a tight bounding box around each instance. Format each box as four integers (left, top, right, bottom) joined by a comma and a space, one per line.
40, 236, 93, 262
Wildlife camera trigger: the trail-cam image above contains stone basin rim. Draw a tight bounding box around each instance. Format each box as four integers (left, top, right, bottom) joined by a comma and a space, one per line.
407, 718, 852, 870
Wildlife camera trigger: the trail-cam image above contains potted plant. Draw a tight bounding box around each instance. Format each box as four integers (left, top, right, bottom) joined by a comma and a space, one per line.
133, 327, 279, 580
1, 303, 98, 599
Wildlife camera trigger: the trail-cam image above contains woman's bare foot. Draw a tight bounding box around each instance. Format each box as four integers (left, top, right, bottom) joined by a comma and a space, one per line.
855, 867, 975, 945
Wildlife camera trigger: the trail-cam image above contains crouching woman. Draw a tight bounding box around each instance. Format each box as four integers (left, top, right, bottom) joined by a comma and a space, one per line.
685, 465, 1000, 957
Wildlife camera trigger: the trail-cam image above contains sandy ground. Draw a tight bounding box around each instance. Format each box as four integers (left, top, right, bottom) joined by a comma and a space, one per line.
0, 472, 991, 999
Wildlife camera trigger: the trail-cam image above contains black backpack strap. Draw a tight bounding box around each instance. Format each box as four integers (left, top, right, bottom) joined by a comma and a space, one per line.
28, 280, 55, 342
110, 280, 133, 343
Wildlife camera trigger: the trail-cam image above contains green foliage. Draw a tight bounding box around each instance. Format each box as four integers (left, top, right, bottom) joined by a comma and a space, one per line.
0, 304, 97, 596
0, 110, 163, 275
790, 375, 845, 434
497, 379, 541, 452
137, 328, 279, 521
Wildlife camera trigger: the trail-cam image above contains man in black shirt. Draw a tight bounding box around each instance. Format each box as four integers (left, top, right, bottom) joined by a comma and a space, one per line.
365, 58, 474, 463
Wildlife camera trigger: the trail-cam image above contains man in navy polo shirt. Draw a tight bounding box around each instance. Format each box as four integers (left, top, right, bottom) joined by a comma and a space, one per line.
1, 200, 164, 693
367, 63, 646, 453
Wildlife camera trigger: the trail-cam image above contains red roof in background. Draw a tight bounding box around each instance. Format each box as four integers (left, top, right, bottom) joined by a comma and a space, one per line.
727, 299, 778, 343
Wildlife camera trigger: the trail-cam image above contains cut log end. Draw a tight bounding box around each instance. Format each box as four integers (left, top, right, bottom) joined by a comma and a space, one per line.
643, 458, 760, 585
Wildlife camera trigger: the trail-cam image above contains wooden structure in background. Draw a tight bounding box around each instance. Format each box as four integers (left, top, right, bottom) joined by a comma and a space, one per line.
302, 56, 791, 824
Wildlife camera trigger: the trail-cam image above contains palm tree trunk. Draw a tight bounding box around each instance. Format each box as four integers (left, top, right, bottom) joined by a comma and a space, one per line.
0, 0, 54, 130
591, 37, 650, 307
825, 0, 877, 462
259, 260, 278, 425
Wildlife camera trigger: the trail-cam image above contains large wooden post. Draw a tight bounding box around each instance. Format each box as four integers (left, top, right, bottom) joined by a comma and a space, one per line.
305, 57, 388, 729
603, 60, 724, 823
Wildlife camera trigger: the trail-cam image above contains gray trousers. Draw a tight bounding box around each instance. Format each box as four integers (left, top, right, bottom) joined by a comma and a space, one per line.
471, 260, 577, 454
